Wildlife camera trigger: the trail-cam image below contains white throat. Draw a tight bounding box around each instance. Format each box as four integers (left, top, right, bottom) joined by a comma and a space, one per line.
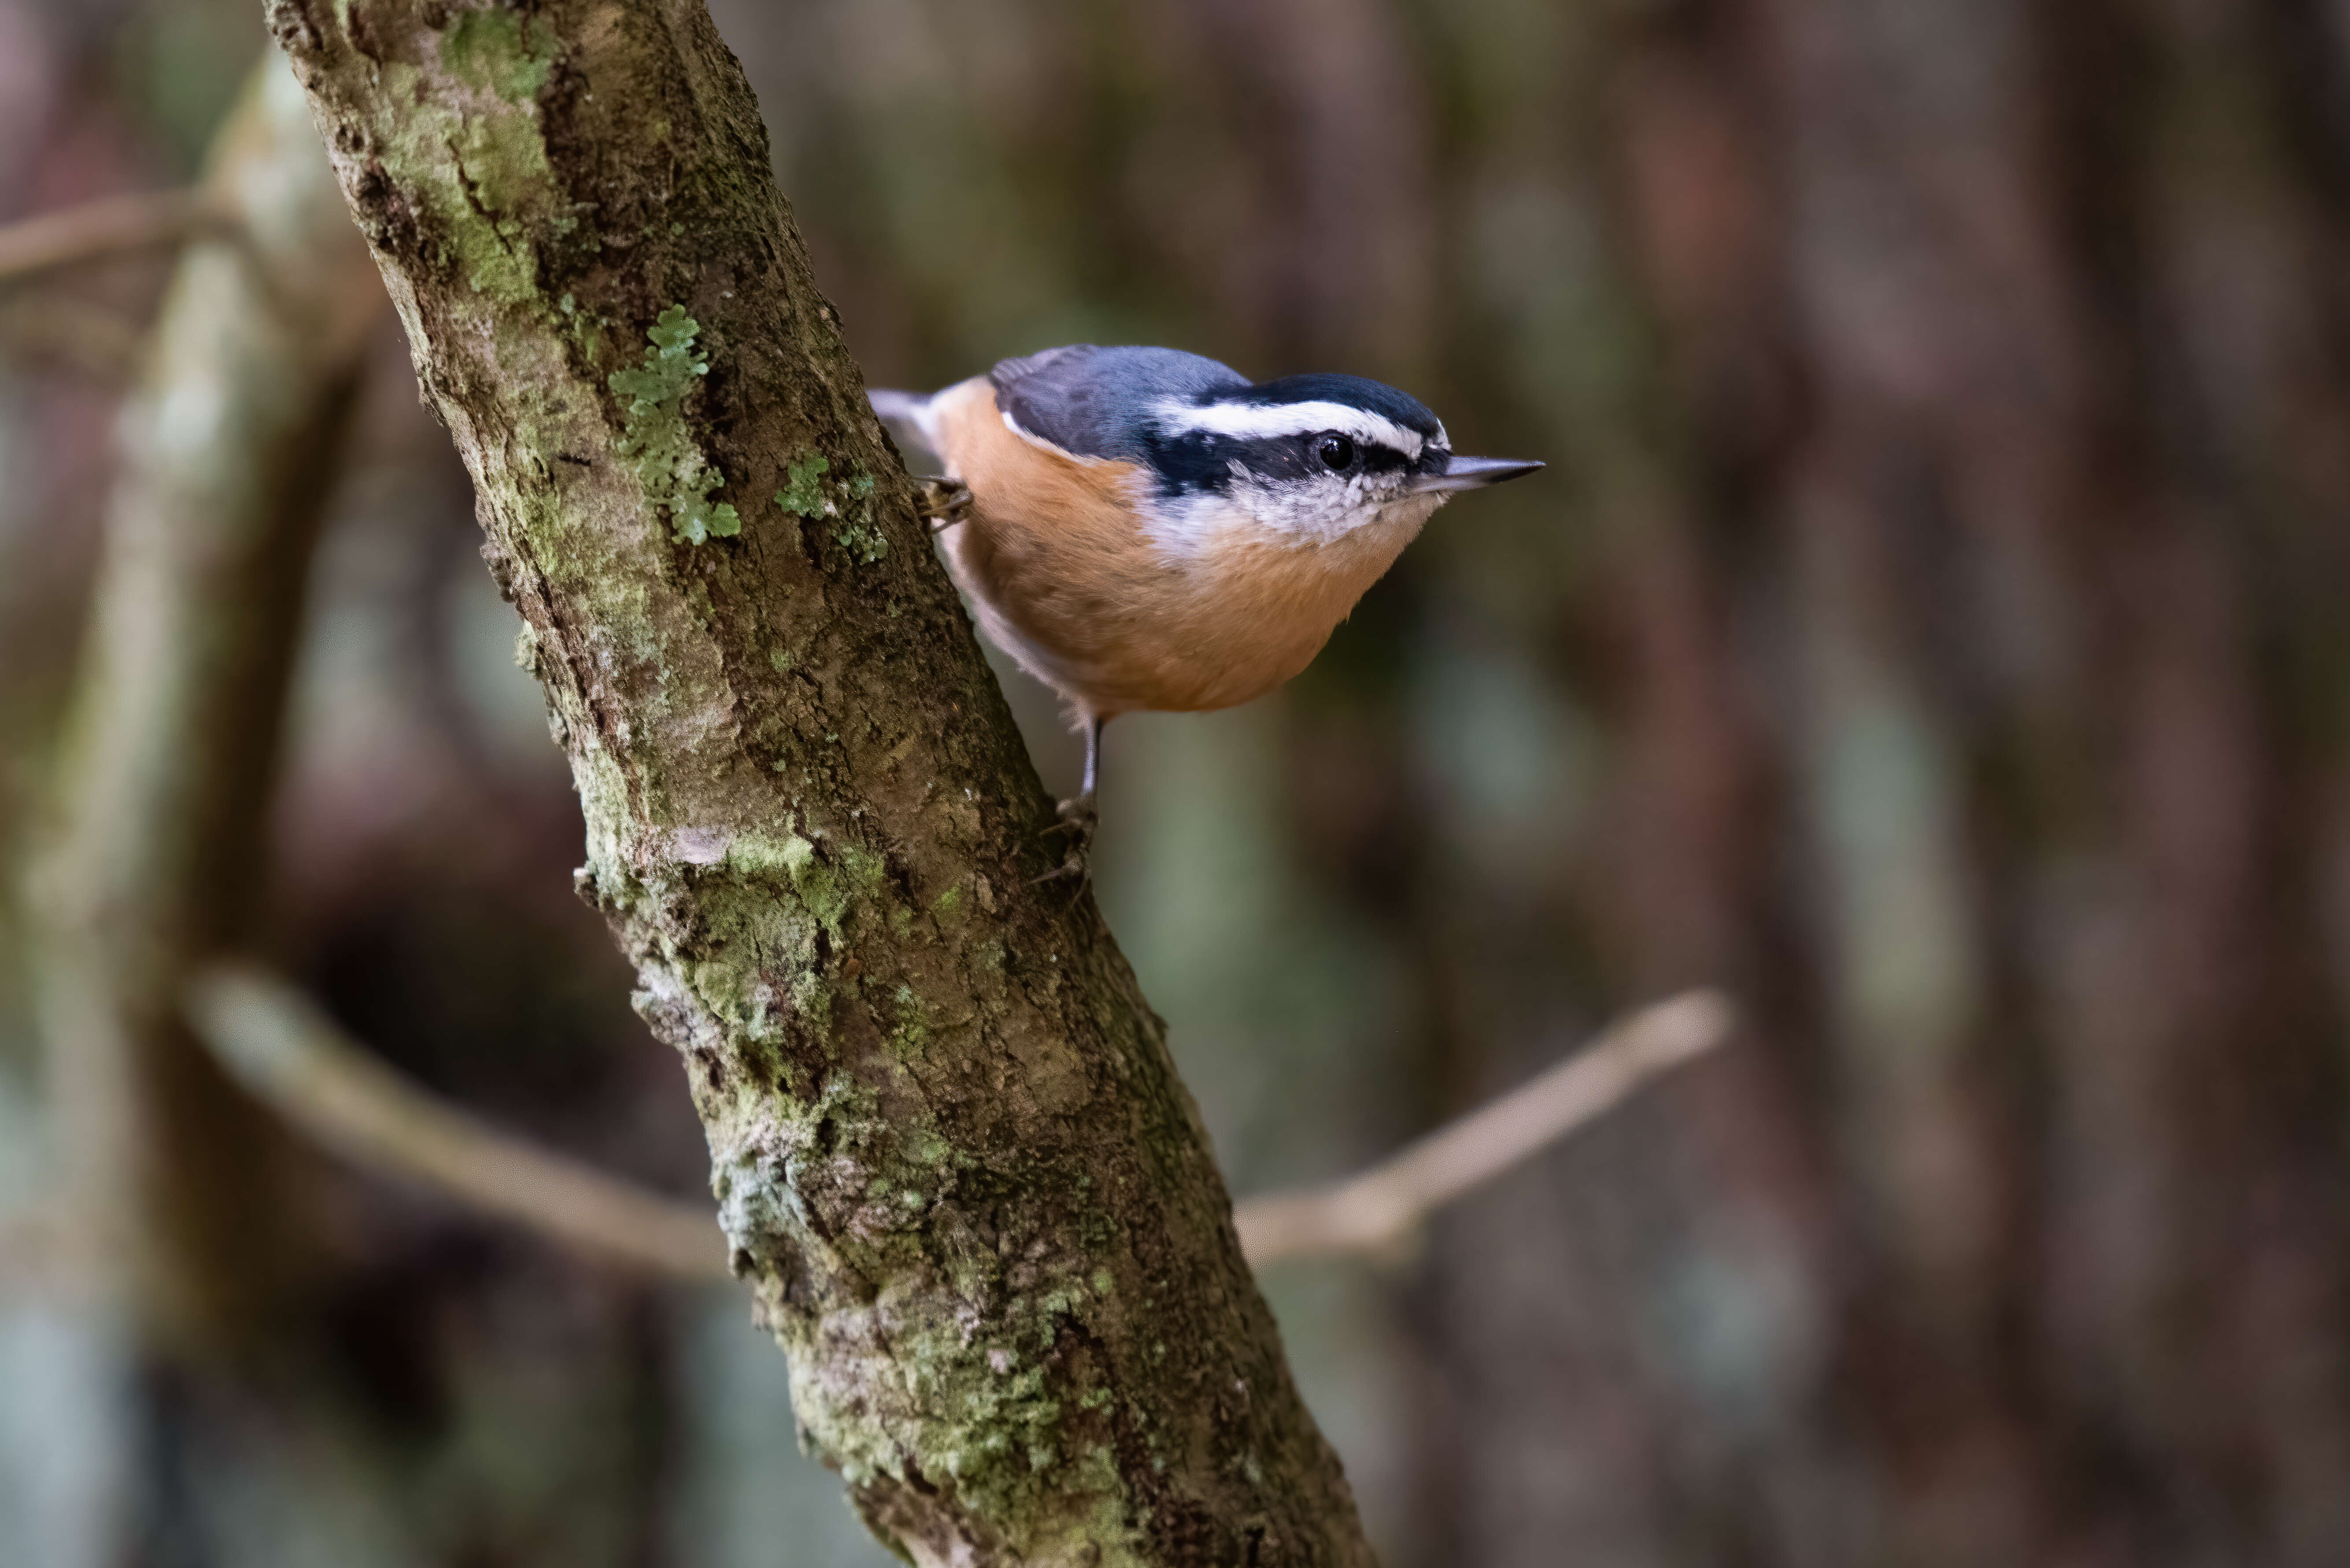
1143, 482, 1447, 562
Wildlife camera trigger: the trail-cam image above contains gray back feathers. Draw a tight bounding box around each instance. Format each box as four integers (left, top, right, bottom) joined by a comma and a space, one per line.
990, 345, 1248, 463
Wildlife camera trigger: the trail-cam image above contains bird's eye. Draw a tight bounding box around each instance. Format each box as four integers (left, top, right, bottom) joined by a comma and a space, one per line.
1316, 434, 1356, 471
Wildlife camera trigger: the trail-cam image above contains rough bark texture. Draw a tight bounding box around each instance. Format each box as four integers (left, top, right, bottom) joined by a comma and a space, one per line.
264, 3, 1371, 1564
29, 56, 382, 1356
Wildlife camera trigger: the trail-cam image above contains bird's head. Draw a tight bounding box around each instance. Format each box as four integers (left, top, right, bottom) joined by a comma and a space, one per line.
1135, 373, 1542, 552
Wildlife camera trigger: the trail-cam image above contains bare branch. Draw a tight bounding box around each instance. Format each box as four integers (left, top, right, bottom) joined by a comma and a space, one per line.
0, 188, 224, 286
185, 964, 725, 1281
0, 293, 150, 377
185, 962, 1731, 1286
1235, 992, 1737, 1265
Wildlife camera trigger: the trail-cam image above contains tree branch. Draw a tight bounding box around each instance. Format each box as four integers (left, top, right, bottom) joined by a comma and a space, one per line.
0, 292, 150, 378
183, 963, 1733, 1280
185, 963, 723, 1279
0, 188, 223, 286
1235, 992, 1737, 1264
268, 4, 1369, 1561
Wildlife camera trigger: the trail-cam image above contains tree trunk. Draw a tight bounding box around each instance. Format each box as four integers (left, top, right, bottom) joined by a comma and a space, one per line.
265, 3, 1372, 1563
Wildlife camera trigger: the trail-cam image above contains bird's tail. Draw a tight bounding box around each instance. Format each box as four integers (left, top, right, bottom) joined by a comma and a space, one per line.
867, 387, 943, 469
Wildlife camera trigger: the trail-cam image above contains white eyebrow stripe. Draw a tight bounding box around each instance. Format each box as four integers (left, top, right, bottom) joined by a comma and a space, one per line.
1152, 399, 1430, 460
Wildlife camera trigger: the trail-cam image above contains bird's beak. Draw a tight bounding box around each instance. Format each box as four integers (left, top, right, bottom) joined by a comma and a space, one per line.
1409, 454, 1546, 494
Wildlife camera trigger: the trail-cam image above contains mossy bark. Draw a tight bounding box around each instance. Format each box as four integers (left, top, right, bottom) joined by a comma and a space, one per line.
263, 3, 1371, 1563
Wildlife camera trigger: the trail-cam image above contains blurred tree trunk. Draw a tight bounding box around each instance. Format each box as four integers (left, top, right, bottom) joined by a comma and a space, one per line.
266, 3, 1373, 1564
30, 56, 381, 1358
1561, 0, 2350, 1561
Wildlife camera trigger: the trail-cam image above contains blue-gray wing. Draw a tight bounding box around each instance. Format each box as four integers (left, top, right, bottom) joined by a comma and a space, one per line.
990, 345, 1250, 462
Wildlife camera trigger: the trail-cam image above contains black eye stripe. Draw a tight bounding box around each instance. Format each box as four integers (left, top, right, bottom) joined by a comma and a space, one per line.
1142, 430, 1238, 495
1143, 430, 1416, 495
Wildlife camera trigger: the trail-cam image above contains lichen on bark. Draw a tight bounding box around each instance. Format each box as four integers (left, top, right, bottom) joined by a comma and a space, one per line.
265, 2, 1374, 1563
610, 303, 742, 542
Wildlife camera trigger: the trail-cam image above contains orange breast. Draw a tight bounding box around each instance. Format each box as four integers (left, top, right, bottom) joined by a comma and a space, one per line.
928, 379, 1426, 718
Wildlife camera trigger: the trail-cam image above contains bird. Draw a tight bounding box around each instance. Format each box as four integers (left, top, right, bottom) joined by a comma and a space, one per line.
869, 344, 1542, 880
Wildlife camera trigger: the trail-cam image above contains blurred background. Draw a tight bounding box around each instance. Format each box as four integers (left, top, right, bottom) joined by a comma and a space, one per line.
5, 0, 2350, 1564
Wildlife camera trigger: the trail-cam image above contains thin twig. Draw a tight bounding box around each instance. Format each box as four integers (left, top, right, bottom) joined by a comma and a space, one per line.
0, 188, 225, 286
0, 293, 151, 378
1233, 991, 1737, 1265
184, 963, 1732, 1280
185, 963, 728, 1281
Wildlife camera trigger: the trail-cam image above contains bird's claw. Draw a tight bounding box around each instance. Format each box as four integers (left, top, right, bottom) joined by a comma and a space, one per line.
1031, 796, 1097, 887
914, 477, 973, 533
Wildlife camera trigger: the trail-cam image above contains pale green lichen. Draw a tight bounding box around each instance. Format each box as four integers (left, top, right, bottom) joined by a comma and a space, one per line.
441, 7, 558, 103
834, 471, 887, 562
888, 983, 931, 1060
894, 1349, 1067, 1512
835, 520, 887, 563
699, 1007, 1136, 1532
666, 827, 908, 1053
776, 454, 887, 562
721, 830, 815, 883
776, 451, 830, 517
368, 48, 551, 302
839, 842, 888, 900
610, 306, 742, 544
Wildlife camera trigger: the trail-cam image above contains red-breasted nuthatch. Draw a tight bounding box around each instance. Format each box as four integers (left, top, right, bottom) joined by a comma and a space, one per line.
871, 344, 1542, 878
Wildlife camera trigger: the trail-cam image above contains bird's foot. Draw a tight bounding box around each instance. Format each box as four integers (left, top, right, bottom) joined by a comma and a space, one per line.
913, 477, 973, 533
1032, 795, 1097, 887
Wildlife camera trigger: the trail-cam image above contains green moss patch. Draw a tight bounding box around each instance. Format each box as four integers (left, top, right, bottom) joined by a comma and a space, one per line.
441, 7, 559, 103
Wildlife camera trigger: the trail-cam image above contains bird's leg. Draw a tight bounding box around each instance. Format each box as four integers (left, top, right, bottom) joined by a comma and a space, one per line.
1034, 716, 1102, 886
913, 476, 972, 533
